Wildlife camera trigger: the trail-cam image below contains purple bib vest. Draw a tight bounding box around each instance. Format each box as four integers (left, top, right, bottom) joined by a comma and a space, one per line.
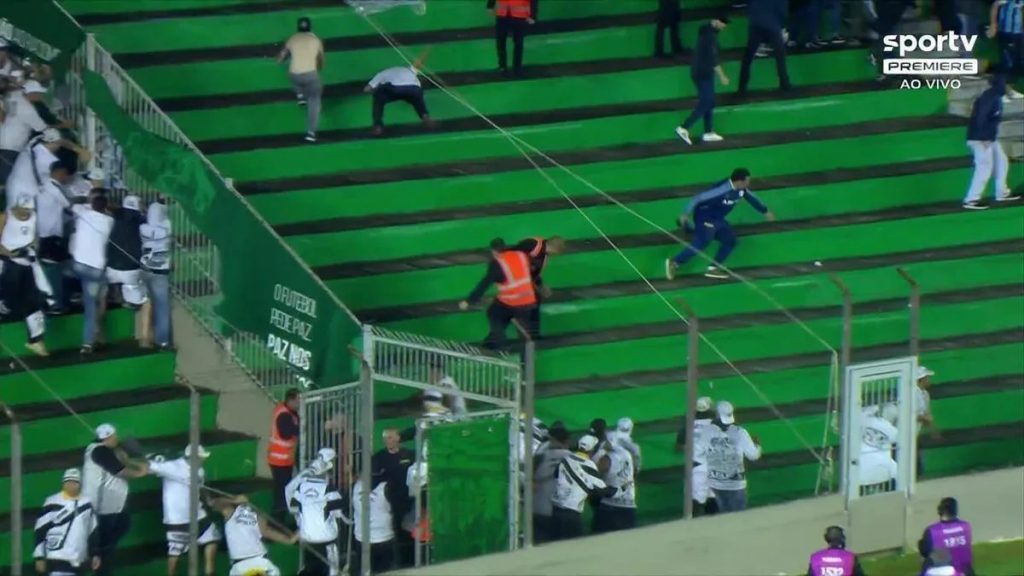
928, 519, 973, 572
809, 547, 855, 576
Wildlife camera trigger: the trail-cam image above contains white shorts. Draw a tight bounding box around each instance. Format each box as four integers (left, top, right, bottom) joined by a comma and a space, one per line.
167, 521, 221, 557
105, 268, 148, 306
229, 556, 280, 576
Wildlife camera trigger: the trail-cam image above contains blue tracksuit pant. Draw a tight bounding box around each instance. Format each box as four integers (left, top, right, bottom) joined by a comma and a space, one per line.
672, 219, 737, 266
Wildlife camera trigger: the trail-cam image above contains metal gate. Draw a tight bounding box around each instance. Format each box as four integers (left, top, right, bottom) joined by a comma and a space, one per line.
842, 357, 917, 552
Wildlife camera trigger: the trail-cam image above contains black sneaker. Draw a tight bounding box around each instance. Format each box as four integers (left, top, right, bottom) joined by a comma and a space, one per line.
304, 132, 317, 143
829, 35, 847, 45
80, 344, 94, 355
962, 201, 989, 210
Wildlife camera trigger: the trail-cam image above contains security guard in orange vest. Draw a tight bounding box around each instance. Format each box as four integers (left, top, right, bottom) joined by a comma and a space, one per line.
510, 236, 565, 335
487, 0, 539, 76
459, 238, 539, 348
268, 388, 301, 522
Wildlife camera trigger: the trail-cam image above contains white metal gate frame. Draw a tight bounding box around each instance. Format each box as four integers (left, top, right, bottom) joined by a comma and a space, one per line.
842, 356, 918, 508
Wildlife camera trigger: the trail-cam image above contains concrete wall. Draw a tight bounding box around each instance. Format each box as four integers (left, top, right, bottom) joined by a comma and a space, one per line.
398, 467, 1024, 576
172, 303, 276, 477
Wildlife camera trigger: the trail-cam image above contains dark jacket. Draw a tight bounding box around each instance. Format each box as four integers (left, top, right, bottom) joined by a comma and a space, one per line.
967, 76, 1006, 142
691, 24, 721, 79
658, 0, 683, 21
106, 206, 145, 272
748, 0, 788, 31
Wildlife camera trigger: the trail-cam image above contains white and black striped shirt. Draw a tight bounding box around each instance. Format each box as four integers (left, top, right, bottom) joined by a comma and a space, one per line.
33, 493, 98, 568
287, 477, 346, 544
551, 452, 618, 514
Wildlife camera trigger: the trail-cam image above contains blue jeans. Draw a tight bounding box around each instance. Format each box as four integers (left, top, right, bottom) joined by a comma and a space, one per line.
712, 488, 748, 513
672, 219, 737, 266
682, 76, 715, 133
143, 271, 171, 346
72, 261, 106, 347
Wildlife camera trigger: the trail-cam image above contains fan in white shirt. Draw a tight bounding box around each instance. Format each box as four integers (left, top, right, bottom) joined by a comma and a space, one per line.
0, 193, 50, 356
364, 49, 436, 136
208, 495, 297, 576
70, 194, 115, 353
5, 128, 90, 209
148, 445, 221, 576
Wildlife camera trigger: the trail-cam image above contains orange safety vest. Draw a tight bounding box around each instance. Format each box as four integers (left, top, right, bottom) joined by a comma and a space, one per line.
267, 403, 298, 468
495, 0, 532, 19
412, 514, 433, 543
528, 236, 547, 273
495, 251, 537, 307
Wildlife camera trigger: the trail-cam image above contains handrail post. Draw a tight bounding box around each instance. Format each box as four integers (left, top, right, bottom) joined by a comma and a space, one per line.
4, 404, 22, 576
677, 298, 699, 520
897, 268, 920, 359
358, 358, 373, 576
828, 274, 852, 495
512, 319, 535, 549
187, 383, 201, 576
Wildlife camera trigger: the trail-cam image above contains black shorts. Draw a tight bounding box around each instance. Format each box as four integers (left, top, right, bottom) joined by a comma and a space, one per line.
38, 236, 69, 263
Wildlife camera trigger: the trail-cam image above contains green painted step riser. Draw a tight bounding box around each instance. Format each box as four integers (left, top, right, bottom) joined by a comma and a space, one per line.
535, 343, 1024, 431
0, 395, 219, 459
1, 309, 137, 359
1, 354, 176, 406
329, 208, 1022, 311
535, 297, 1024, 383
84, 0, 669, 53
289, 162, 961, 267
0, 438, 258, 516
177, 50, 875, 141
224, 88, 944, 183
387, 252, 1024, 341
137, 22, 753, 100
251, 125, 965, 229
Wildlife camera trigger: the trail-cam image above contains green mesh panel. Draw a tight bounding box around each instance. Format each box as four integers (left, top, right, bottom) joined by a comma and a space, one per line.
427, 415, 512, 563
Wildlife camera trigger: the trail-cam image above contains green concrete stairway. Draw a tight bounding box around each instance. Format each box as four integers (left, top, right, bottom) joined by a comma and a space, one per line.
57, 0, 1024, 569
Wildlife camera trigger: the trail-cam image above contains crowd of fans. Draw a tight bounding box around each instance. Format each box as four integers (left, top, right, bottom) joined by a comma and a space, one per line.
0, 37, 174, 358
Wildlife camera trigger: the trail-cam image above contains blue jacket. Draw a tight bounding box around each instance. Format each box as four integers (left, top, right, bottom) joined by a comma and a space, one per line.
967, 76, 1006, 142
684, 179, 769, 222
748, 0, 788, 32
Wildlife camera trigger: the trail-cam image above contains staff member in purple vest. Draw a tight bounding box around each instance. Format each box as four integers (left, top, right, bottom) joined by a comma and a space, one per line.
806, 526, 865, 576
918, 497, 975, 576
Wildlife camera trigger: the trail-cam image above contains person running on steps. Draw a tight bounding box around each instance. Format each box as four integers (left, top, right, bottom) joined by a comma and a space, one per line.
365, 48, 436, 136
459, 238, 539, 349
277, 17, 324, 143
676, 15, 731, 145
665, 168, 775, 280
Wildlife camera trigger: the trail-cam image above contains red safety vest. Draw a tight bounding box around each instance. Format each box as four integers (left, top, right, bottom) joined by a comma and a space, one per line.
267, 403, 298, 467
495, 251, 537, 307
495, 0, 532, 19
528, 236, 547, 273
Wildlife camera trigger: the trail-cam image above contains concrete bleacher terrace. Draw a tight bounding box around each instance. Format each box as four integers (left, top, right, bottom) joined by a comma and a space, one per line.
14, 0, 1022, 572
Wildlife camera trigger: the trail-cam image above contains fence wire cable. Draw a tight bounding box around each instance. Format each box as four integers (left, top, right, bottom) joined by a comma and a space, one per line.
358, 13, 828, 464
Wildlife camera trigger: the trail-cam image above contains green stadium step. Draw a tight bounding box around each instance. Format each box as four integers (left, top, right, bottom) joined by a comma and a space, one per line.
216, 88, 945, 187
138, 18, 751, 102
0, 480, 273, 571
0, 308, 137, 359
174, 49, 876, 143
0, 386, 219, 459
246, 125, 965, 226
0, 430, 259, 516
329, 206, 1023, 312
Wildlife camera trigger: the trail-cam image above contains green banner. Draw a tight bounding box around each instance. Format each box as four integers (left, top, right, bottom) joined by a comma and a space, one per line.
428, 416, 512, 563
0, 1, 85, 80
83, 71, 361, 388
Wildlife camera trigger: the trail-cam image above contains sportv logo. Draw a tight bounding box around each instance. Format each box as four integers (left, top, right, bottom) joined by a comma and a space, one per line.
881, 32, 979, 76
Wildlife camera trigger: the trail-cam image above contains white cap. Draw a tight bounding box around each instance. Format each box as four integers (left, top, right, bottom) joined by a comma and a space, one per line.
616, 417, 633, 435
184, 444, 210, 458
423, 389, 443, 402
577, 434, 599, 453
0, 38, 9, 49
14, 194, 34, 210
22, 80, 47, 95
716, 401, 735, 425
96, 423, 116, 440
696, 396, 713, 412
916, 366, 934, 381
122, 195, 141, 211
86, 167, 106, 181
317, 447, 337, 463
41, 128, 61, 144
62, 468, 82, 483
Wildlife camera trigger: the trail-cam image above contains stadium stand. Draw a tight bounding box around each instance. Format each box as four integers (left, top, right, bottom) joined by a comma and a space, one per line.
2, 0, 1022, 573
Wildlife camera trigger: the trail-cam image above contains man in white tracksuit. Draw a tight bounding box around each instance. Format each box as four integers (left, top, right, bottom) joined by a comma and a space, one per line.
148, 444, 221, 576
676, 396, 719, 515
705, 401, 761, 513
287, 448, 346, 576
209, 495, 298, 576
33, 469, 100, 576
607, 417, 642, 474
858, 404, 899, 491
593, 434, 637, 532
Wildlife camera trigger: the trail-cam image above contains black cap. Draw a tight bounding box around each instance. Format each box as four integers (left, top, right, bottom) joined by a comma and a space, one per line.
730, 168, 751, 181
489, 237, 506, 251
824, 526, 846, 548
938, 497, 958, 518
715, 14, 731, 24
297, 17, 312, 32
588, 418, 607, 439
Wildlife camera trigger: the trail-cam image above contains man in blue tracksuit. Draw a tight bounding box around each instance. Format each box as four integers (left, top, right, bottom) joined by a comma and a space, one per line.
665, 168, 775, 280
962, 75, 1021, 209
989, 0, 1024, 99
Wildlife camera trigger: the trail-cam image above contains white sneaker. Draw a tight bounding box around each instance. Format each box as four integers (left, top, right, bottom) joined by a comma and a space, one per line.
1009, 88, 1024, 99
665, 259, 677, 280
304, 132, 317, 143
675, 126, 692, 145
996, 193, 1022, 202
702, 132, 724, 142
704, 266, 729, 279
